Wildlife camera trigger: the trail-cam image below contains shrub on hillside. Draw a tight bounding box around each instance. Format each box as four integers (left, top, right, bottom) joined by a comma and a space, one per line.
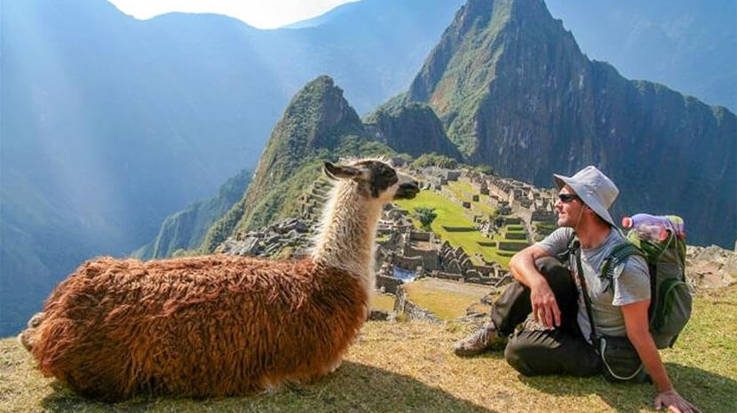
414, 207, 438, 231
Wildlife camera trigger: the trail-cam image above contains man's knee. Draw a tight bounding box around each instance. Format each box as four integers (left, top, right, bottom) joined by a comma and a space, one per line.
535, 256, 568, 278
504, 335, 540, 376
506, 331, 602, 377
534, 256, 577, 308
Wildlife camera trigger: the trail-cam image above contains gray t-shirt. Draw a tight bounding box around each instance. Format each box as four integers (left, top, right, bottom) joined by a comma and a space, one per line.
537, 227, 650, 342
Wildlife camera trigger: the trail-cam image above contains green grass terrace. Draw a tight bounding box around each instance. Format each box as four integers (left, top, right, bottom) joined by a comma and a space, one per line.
395, 189, 522, 267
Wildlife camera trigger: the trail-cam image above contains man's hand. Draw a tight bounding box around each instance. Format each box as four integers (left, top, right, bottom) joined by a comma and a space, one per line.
654, 390, 701, 413
530, 280, 561, 328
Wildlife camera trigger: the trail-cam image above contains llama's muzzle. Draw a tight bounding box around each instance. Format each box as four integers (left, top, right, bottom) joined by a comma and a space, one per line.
394, 180, 420, 199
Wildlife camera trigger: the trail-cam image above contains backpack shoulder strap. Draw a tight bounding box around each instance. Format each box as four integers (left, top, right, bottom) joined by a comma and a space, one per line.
572, 240, 599, 345
601, 241, 645, 281
555, 231, 578, 263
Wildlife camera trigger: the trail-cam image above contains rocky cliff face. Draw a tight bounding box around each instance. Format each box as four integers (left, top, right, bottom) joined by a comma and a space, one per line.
407, 0, 736, 247
364, 101, 463, 160
135, 169, 251, 259
686, 245, 737, 290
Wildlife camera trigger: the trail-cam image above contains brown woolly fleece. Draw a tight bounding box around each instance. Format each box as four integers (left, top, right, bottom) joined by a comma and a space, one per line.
24, 255, 367, 401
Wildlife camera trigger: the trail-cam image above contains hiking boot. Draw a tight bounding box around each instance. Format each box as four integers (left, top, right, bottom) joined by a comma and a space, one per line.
453, 321, 507, 357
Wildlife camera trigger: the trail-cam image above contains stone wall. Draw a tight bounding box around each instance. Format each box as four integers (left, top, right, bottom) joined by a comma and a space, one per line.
219, 218, 313, 258
432, 270, 464, 281
394, 286, 441, 322
403, 245, 440, 271
376, 274, 403, 295
504, 232, 527, 240
686, 245, 737, 289
409, 231, 433, 242
498, 241, 529, 251
442, 225, 476, 232
463, 276, 493, 285
395, 255, 425, 271
531, 211, 556, 222
471, 264, 499, 277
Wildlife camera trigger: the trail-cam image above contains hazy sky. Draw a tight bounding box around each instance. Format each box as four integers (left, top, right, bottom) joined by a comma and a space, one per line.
106, 0, 361, 29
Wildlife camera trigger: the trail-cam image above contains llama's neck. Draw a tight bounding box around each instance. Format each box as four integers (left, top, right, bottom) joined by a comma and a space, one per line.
312, 181, 382, 289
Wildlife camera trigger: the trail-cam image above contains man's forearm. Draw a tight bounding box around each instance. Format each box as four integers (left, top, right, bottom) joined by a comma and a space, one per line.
509, 246, 561, 327
628, 329, 672, 392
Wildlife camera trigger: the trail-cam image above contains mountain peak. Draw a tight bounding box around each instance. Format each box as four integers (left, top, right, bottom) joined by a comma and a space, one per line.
278, 75, 363, 153
405, 0, 736, 247
223, 76, 367, 233
249, 75, 364, 188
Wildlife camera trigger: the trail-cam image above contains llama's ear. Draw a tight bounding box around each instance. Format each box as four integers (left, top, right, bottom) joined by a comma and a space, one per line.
324, 162, 361, 180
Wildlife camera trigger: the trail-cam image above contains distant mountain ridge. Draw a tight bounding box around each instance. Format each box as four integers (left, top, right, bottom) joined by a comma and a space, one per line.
134, 169, 251, 260
364, 101, 463, 160
403, 0, 736, 247
545, 0, 736, 112
150, 0, 736, 260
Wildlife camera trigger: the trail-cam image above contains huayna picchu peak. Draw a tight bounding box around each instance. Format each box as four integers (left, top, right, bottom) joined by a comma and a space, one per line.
199, 76, 396, 251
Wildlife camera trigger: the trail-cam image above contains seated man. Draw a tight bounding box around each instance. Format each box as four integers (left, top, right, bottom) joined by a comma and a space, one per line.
454, 166, 699, 413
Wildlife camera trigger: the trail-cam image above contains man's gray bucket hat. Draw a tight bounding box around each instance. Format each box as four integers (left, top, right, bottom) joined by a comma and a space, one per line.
553, 166, 619, 227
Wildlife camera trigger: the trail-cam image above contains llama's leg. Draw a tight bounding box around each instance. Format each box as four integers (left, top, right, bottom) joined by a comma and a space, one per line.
28, 312, 46, 328
326, 357, 343, 373
18, 312, 46, 351
290, 356, 345, 386
18, 329, 34, 351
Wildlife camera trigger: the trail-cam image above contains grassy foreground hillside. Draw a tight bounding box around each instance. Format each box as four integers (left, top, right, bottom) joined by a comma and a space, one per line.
2, 286, 735, 412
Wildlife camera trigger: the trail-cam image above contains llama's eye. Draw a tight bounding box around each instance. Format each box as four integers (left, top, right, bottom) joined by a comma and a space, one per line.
382, 169, 396, 178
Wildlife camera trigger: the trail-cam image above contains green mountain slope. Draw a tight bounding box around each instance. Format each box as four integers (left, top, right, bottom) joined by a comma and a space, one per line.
135, 170, 252, 259
200, 76, 396, 252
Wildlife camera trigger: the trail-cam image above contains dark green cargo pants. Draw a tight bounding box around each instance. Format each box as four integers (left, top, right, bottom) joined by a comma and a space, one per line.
491, 257, 602, 377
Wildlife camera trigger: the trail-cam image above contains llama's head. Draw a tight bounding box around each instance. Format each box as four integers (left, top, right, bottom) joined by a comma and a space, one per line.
323, 159, 419, 203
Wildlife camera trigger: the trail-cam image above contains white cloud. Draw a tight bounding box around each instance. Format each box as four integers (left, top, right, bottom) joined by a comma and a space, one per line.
107, 0, 360, 29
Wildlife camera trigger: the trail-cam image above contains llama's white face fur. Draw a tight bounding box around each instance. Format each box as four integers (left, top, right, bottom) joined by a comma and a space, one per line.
323, 158, 419, 202
312, 158, 418, 288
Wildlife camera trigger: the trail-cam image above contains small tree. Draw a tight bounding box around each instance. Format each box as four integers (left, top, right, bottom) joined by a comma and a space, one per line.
414, 207, 438, 231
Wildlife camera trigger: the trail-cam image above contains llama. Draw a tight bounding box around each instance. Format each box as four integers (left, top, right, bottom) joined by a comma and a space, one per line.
18, 158, 419, 401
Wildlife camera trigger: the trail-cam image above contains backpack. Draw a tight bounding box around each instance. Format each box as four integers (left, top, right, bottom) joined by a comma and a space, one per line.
612, 224, 692, 349
571, 217, 693, 349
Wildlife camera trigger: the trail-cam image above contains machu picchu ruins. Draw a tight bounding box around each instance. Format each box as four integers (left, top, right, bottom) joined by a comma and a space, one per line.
215, 160, 563, 321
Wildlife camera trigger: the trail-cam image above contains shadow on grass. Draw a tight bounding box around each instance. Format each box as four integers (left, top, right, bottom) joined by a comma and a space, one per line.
519, 362, 737, 413
41, 361, 497, 412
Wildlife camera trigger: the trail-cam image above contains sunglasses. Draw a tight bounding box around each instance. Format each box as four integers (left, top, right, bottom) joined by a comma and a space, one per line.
558, 193, 580, 203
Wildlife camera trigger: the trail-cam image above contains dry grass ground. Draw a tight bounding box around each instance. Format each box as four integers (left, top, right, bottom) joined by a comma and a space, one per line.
404, 278, 493, 319
371, 292, 397, 313
2, 285, 735, 412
